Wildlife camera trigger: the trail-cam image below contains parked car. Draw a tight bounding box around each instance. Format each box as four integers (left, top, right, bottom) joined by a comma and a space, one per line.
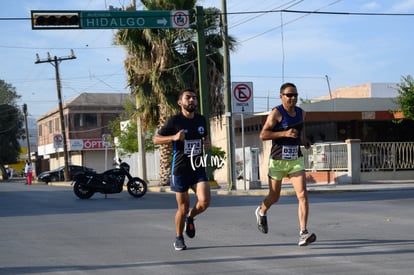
5, 168, 19, 177
37, 165, 95, 183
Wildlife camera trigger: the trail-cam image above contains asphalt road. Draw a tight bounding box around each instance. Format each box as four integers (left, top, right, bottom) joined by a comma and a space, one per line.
1, 179, 413, 275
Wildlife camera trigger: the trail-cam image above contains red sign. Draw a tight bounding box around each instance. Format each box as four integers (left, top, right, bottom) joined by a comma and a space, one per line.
82, 139, 111, 150
172, 11, 189, 28
53, 134, 63, 148
233, 83, 252, 102
232, 82, 254, 113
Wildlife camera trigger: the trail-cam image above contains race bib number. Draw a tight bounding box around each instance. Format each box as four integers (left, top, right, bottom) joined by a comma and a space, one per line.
184, 139, 202, 155
282, 145, 299, 160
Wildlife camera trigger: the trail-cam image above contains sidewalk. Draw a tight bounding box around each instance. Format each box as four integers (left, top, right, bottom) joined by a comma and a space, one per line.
34, 178, 414, 196
147, 180, 414, 196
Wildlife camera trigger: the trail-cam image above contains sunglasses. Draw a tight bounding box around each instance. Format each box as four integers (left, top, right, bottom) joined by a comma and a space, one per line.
282, 93, 298, 98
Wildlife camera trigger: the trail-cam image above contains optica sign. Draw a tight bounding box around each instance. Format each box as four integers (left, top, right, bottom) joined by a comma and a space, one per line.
69, 139, 113, 151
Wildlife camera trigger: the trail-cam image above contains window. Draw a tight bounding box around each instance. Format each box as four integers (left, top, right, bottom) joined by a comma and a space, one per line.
48, 120, 53, 133
74, 113, 97, 127
38, 125, 42, 137
55, 118, 60, 131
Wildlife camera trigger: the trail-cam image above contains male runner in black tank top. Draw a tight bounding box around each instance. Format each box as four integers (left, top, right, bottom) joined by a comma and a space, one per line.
154, 88, 211, 251
255, 82, 316, 246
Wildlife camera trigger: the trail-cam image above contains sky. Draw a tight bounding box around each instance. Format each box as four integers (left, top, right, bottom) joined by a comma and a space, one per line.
1, 0, 414, 121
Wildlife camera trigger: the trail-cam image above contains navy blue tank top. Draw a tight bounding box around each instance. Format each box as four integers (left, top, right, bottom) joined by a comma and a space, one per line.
270, 105, 304, 160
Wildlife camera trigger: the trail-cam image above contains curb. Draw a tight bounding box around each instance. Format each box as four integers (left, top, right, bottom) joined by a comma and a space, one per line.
148, 186, 323, 196
44, 181, 414, 196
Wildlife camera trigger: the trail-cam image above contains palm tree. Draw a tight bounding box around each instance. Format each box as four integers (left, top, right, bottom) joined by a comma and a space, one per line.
115, 0, 236, 185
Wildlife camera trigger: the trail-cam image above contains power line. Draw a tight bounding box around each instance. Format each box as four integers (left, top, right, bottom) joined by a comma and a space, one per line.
223, 9, 414, 17
0, 44, 118, 50
229, 0, 303, 29
2, 8, 414, 23
281, 9, 414, 16
236, 0, 343, 43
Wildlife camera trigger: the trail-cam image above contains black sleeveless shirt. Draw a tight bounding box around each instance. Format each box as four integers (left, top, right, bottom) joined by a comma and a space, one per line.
269, 105, 304, 160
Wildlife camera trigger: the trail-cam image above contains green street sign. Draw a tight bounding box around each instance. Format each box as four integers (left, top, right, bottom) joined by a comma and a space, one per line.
31, 10, 190, 30
80, 10, 189, 29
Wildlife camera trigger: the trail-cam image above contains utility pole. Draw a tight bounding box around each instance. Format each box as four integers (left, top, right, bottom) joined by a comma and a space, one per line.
35, 50, 76, 181
127, 0, 148, 182
22, 104, 31, 163
326, 75, 334, 111
130, 0, 136, 9
221, 0, 236, 190
195, 6, 213, 181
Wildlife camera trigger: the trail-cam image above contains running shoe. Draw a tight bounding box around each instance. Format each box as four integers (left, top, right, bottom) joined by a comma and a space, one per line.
174, 236, 187, 251
255, 206, 268, 234
298, 232, 317, 246
185, 216, 196, 238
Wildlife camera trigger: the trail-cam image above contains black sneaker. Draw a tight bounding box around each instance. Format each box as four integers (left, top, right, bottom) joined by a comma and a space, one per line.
255, 206, 268, 234
185, 216, 196, 238
298, 232, 317, 246
174, 236, 187, 251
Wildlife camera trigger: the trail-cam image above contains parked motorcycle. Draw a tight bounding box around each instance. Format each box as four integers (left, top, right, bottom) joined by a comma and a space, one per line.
72, 159, 147, 199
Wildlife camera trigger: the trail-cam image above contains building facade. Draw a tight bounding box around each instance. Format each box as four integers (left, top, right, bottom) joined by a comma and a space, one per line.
211, 83, 413, 185
37, 93, 131, 174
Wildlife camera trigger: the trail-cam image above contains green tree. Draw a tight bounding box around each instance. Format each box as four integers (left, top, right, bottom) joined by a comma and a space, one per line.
209, 145, 226, 181
0, 80, 23, 178
299, 98, 311, 104
108, 98, 156, 155
114, 0, 236, 185
397, 75, 414, 120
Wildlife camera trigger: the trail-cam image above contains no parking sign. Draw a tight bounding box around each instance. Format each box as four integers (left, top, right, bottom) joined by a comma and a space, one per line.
172, 10, 189, 28
232, 82, 254, 113
53, 134, 63, 148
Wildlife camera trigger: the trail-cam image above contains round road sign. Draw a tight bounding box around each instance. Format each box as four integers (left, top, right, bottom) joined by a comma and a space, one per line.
172, 11, 188, 28
54, 134, 63, 147
233, 83, 252, 103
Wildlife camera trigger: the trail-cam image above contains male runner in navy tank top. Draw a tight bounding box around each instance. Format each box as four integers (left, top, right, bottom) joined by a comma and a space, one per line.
255, 82, 316, 246
153, 88, 211, 251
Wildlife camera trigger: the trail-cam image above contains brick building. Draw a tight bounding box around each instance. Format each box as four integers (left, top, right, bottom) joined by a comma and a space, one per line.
37, 93, 131, 174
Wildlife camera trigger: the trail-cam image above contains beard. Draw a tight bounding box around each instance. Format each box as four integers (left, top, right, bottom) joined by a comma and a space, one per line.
183, 104, 196, 113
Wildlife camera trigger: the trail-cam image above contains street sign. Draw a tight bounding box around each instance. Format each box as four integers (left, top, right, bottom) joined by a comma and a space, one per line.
31, 10, 190, 30
102, 134, 112, 147
232, 82, 254, 113
31, 10, 190, 29
53, 134, 63, 148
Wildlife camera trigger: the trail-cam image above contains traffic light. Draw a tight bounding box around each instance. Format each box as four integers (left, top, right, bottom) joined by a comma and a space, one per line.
31, 11, 81, 29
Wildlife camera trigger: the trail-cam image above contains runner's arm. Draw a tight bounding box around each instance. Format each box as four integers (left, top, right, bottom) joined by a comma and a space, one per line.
260, 108, 297, 141
153, 129, 185, 145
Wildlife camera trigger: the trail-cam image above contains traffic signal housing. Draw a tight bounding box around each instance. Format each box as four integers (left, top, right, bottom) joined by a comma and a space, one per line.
31, 11, 80, 29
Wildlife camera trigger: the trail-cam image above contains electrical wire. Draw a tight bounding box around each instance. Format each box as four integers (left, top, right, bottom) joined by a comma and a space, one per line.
238, 0, 344, 43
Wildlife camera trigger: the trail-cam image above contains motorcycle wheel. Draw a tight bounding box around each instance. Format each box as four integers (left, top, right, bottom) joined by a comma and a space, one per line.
73, 180, 94, 199
127, 177, 147, 198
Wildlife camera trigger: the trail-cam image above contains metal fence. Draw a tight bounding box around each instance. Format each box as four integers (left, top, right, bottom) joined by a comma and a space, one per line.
302, 142, 348, 171
129, 141, 414, 181
360, 142, 414, 171
119, 150, 160, 182
302, 141, 414, 172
